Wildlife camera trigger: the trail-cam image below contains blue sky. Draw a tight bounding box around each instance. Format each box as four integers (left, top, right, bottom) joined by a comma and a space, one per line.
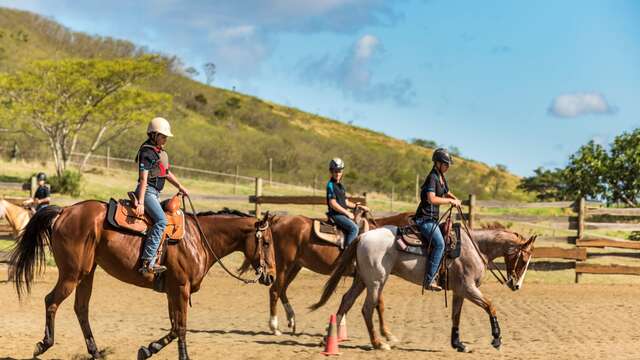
3, 0, 639, 175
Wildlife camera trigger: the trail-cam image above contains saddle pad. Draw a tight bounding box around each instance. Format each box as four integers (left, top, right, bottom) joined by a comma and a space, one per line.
107, 198, 186, 240
312, 220, 343, 247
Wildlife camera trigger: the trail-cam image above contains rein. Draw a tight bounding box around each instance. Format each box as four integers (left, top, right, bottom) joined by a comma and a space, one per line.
184, 196, 265, 285
454, 205, 510, 287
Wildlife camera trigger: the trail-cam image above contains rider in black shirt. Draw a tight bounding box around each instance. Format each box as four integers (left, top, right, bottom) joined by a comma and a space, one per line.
415, 149, 461, 291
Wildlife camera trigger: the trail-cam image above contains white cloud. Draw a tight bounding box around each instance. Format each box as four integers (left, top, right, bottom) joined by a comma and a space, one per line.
548, 92, 616, 118
297, 34, 415, 106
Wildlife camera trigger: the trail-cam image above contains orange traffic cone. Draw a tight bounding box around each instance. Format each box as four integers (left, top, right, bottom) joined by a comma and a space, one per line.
338, 315, 349, 342
321, 314, 341, 356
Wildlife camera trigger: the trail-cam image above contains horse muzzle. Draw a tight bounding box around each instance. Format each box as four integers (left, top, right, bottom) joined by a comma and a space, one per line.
259, 272, 275, 286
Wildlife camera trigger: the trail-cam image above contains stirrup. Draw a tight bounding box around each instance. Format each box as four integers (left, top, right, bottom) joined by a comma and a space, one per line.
423, 280, 442, 292
138, 261, 167, 274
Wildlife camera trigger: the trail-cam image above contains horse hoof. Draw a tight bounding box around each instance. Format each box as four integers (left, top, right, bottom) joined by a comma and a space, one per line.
33, 341, 49, 357
273, 329, 283, 336
491, 337, 502, 349
137, 346, 152, 360
379, 343, 392, 351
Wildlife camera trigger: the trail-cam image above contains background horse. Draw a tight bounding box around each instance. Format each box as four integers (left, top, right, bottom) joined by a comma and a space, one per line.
247, 209, 412, 337
0, 198, 31, 238
10, 200, 276, 360
312, 225, 536, 352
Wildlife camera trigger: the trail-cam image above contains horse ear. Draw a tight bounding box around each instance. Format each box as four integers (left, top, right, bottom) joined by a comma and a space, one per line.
526, 235, 538, 247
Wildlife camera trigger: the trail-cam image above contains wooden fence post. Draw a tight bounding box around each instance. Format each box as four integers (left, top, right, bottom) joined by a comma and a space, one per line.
106, 146, 111, 169
30, 176, 37, 197
363, 192, 368, 206
390, 184, 395, 212
233, 165, 239, 195
254, 177, 263, 217
575, 197, 586, 284
312, 175, 317, 211
415, 173, 420, 203
577, 197, 586, 240
468, 194, 476, 229
268, 158, 273, 186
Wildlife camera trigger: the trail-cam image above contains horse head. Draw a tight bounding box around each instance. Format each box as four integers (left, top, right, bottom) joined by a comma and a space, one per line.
249, 212, 277, 286
354, 205, 373, 232
505, 234, 537, 291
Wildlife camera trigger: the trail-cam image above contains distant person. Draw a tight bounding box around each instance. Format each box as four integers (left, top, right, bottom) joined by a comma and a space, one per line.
326, 158, 369, 249
23, 172, 50, 212
415, 148, 461, 292
133, 117, 190, 274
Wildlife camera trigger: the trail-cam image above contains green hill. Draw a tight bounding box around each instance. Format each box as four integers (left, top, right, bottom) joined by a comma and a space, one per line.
0, 7, 529, 201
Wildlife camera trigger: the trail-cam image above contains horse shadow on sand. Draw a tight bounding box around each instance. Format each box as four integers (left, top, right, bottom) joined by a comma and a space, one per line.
163, 327, 443, 353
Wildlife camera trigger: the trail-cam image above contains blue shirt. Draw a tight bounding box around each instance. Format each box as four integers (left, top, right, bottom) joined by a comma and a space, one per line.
326, 178, 348, 216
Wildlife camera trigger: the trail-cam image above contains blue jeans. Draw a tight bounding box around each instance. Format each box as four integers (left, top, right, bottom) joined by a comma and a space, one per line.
137, 186, 167, 265
416, 218, 445, 284
331, 214, 359, 248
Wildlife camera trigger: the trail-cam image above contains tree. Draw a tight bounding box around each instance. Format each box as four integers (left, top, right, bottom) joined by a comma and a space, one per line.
518, 167, 571, 201
0, 56, 170, 176
203, 62, 216, 85
606, 130, 640, 206
184, 66, 199, 78
564, 140, 608, 200
411, 138, 438, 149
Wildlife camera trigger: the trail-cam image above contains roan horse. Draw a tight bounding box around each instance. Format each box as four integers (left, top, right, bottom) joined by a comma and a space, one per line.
10, 200, 277, 360
312, 224, 537, 352
243, 208, 412, 337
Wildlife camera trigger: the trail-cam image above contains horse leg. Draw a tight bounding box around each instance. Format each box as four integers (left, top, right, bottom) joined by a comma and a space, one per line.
376, 294, 398, 343
173, 285, 192, 360
335, 275, 365, 341
362, 281, 390, 350
450, 293, 468, 352
34, 274, 78, 356
138, 298, 177, 360
74, 265, 102, 359
280, 263, 301, 334
268, 266, 288, 335
465, 286, 501, 349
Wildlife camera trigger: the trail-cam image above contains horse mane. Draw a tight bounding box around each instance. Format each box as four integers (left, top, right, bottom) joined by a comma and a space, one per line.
197, 207, 252, 218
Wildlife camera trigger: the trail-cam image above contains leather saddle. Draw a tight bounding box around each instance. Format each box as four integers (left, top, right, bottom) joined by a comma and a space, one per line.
313, 216, 370, 248
106, 192, 186, 241
395, 218, 461, 259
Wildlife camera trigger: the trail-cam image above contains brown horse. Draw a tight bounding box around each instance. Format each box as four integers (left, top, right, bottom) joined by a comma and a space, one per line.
10, 201, 276, 360
248, 209, 412, 336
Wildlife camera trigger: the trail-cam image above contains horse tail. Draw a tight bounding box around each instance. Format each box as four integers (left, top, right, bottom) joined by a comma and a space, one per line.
10, 206, 62, 299
310, 236, 361, 311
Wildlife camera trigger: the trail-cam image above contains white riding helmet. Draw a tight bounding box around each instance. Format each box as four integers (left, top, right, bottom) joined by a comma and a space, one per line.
147, 117, 174, 137
329, 158, 345, 171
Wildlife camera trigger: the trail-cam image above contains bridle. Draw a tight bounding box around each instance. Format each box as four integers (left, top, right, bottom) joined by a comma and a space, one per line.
253, 215, 272, 281
505, 242, 533, 288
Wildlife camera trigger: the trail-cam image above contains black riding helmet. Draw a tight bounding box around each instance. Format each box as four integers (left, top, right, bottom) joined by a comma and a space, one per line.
36, 172, 47, 181
432, 148, 454, 166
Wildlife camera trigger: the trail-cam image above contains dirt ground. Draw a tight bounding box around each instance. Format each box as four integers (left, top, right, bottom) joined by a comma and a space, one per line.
1, 263, 639, 360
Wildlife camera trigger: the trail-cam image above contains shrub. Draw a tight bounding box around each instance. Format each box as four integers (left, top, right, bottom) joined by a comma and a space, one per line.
49, 170, 82, 197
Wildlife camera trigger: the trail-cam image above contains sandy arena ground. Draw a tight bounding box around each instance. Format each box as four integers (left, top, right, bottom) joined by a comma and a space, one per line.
1, 264, 639, 360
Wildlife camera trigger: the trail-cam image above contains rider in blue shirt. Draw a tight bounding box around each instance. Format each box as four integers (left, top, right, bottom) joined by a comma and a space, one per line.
415, 148, 461, 291
326, 158, 369, 249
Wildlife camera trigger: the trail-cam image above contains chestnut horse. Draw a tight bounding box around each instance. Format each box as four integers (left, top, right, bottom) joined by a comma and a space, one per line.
247, 208, 411, 336
10, 201, 276, 360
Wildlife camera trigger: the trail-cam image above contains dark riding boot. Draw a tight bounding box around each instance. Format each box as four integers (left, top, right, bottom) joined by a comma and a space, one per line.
138, 260, 167, 274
